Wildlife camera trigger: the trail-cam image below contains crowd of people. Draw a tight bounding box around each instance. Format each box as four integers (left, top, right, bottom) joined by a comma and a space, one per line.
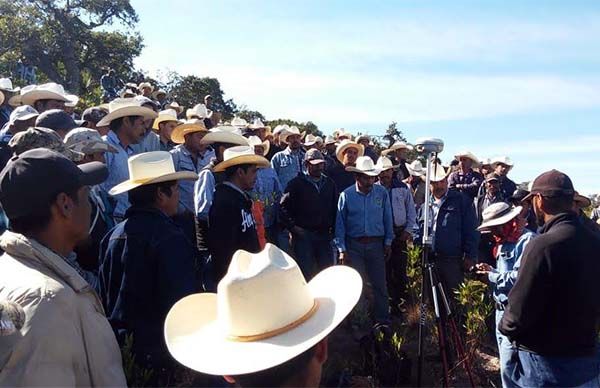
0, 76, 599, 387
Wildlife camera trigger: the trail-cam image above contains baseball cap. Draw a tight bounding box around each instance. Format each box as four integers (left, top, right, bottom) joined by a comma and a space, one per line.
8, 105, 39, 125
35, 109, 78, 132
304, 148, 325, 164
523, 169, 574, 201
64, 127, 117, 155
0, 148, 107, 219
81, 107, 108, 124
485, 173, 500, 182
8, 127, 84, 162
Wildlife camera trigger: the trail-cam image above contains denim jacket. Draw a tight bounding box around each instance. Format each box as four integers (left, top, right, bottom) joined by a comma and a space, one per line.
171, 145, 215, 214
270, 147, 304, 190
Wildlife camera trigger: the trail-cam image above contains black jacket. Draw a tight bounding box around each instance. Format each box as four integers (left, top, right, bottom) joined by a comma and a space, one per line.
500, 212, 600, 356
279, 173, 338, 234
326, 160, 355, 192
208, 183, 260, 282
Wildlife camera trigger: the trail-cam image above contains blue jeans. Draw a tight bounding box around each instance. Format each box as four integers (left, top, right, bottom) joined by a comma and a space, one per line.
495, 310, 518, 388
346, 238, 390, 323
505, 346, 600, 387
291, 228, 333, 280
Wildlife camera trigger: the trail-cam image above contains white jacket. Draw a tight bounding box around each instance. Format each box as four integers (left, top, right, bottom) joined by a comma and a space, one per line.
0, 231, 126, 387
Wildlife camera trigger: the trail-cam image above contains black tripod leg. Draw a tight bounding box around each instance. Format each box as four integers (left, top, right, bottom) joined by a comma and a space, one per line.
416, 264, 427, 387
429, 266, 450, 387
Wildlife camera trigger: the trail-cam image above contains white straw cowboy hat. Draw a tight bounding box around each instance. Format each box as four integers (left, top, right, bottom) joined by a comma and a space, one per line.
491, 156, 514, 170
186, 103, 209, 120
429, 163, 450, 182
200, 127, 249, 146
247, 135, 270, 156
96, 98, 158, 127
213, 145, 270, 172
381, 141, 413, 156
346, 156, 382, 176
151, 89, 167, 99
8, 85, 35, 107
166, 101, 184, 114
171, 119, 208, 144
248, 118, 267, 129
478, 203, 523, 231
454, 150, 480, 166
355, 134, 370, 143
406, 160, 425, 177
335, 139, 364, 163
20, 83, 70, 106
333, 128, 352, 140
303, 133, 320, 147
324, 135, 337, 145
231, 116, 249, 129
109, 151, 198, 195
164, 243, 362, 376
137, 82, 154, 92
0, 91, 3, 106
280, 126, 306, 143
375, 156, 398, 171
64, 94, 79, 108
272, 124, 289, 135
152, 109, 180, 130
0, 78, 19, 93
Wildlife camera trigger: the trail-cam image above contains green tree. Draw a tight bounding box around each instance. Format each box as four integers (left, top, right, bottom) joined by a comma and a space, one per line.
0, 0, 143, 95
383, 121, 408, 147
236, 108, 265, 122
267, 118, 322, 137
164, 72, 237, 120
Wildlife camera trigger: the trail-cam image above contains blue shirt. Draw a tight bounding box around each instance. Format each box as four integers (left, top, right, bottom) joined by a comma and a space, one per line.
270, 147, 304, 190
488, 230, 536, 306
131, 130, 161, 154
335, 183, 394, 252
101, 131, 135, 219
194, 167, 216, 221
250, 167, 282, 228
378, 181, 417, 234
170, 145, 215, 213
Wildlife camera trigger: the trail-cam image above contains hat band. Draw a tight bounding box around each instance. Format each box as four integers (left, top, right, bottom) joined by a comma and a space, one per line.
228, 300, 319, 343
488, 206, 513, 221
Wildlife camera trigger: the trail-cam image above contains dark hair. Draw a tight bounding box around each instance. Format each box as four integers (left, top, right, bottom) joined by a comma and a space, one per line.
224, 163, 253, 180
10, 186, 80, 235
128, 180, 177, 207
232, 345, 316, 387
110, 115, 141, 132
541, 193, 574, 214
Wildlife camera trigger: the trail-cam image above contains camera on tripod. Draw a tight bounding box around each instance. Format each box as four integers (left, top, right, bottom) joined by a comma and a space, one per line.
414, 137, 444, 154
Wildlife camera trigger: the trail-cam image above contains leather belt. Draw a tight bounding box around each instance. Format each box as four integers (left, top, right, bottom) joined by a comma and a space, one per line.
352, 236, 384, 244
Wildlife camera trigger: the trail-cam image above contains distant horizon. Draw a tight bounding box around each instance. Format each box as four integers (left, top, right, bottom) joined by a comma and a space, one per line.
131, 0, 600, 195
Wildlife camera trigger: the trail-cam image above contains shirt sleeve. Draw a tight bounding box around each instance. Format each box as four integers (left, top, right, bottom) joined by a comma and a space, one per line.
461, 194, 479, 259
335, 192, 347, 252
194, 170, 215, 221
404, 187, 417, 234
383, 191, 394, 246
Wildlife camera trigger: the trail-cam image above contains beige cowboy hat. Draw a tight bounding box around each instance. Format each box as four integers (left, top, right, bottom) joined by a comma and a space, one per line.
109, 151, 198, 195
213, 145, 270, 172
272, 124, 290, 135
166, 101, 184, 114
303, 133, 320, 147
20, 83, 70, 106
280, 126, 306, 143
346, 156, 382, 176
200, 127, 249, 146
247, 135, 270, 156
137, 82, 154, 93
381, 141, 413, 156
478, 203, 523, 231
96, 98, 158, 127
164, 243, 362, 376
186, 103, 209, 120
0, 90, 3, 106
64, 94, 79, 108
120, 88, 137, 98
152, 109, 180, 130
231, 116, 249, 129
333, 128, 352, 140
324, 135, 337, 145
355, 134, 370, 143
171, 119, 208, 144
248, 118, 267, 130
151, 89, 167, 99
335, 139, 364, 163
405, 160, 425, 177
429, 163, 450, 182
0, 78, 19, 93
454, 150, 480, 166
375, 156, 398, 171
491, 156, 514, 170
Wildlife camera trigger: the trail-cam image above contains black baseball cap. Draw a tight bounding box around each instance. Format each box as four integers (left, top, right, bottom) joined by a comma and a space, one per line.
35, 109, 78, 132
0, 148, 108, 219
82, 107, 108, 124
523, 169, 574, 201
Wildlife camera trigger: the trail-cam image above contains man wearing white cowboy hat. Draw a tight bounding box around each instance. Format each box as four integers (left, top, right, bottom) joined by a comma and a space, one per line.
97, 98, 158, 221
476, 173, 510, 266
152, 108, 180, 152
474, 202, 536, 387
322, 135, 337, 170
130, 95, 162, 154
280, 149, 338, 280
0, 78, 19, 129
269, 124, 288, 159
247, 136, 282, 247
164, 243, 362, 387
151, 89, 167, 106
98, 151, 199, 383
356, 134, 377, 162
491, 156, 517, 199
405, 160, 426, 206
417, 163, 478, 296
207, 145, 270, 286
19, 82, 71, 113
170, 119, 214, 215
382, 141, 413, 180
375, 156, 417, 315
303, 133, 321, 150
448, 150, 483, 200
270, 125, 306, 190
246, 118, 268, 140
137, 82, 153, 98
336, 156, 393, 324
327, 139, 364, 191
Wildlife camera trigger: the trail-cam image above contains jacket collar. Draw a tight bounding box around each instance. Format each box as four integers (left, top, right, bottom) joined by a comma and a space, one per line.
539, 212, 578, 234
0, 231, 90, 293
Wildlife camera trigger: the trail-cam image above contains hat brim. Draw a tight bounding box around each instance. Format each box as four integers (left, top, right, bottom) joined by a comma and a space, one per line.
200, 131, 249, 146
477, 206, 522, 231
108, 171, 198, 196
250, 141, 270, 157
21, 90, 70, 106
171, 124, 208, 144
76, 141, 119, 155
8, 94, 22, 107
152, 116, 180, 130
381, 144, 413, 156
405, 163, 424, 177
455, 153, 480, 166
79, 161, 109, 186
574, 193, 591, 208
345, 166, 382, 176
280, 131, 306, 143
213, 155, 270, 172
164, 265, 362, 376
335, 143, 365, 163
97, 106, 158, 127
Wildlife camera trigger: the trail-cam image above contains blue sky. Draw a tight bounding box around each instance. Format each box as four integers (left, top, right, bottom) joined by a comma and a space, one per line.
130, 0, 600, 194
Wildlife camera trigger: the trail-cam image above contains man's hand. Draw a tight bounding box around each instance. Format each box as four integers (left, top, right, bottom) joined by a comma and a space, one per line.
463, 257, 475, 272
338, 251, 349, 265
384, 245, 392, 261
398, 230, 413, 242
475, 263, 494, 275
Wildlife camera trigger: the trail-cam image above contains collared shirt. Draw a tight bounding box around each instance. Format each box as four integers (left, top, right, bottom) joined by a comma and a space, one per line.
270, 147, 304, 190
447, 169, 483, 199
100, 130, 135, 219
131, 130, 160, 154
250, 167, 282, 228
194, 165, 216, 221
335, 183, 394, 252
171, 145, 215, 213
377, 181, 417, 234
